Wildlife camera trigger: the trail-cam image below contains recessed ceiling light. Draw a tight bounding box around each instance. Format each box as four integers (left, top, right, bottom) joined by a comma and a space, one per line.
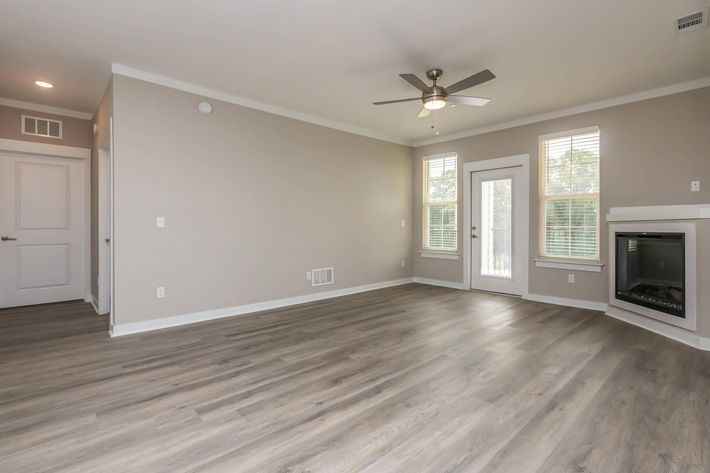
34, 80, 54, 88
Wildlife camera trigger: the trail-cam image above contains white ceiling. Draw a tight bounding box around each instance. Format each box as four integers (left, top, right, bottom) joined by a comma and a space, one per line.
1, 0, 709, 143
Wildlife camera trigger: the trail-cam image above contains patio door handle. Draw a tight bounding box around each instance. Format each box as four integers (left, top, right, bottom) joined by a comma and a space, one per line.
1, 236, 17, 241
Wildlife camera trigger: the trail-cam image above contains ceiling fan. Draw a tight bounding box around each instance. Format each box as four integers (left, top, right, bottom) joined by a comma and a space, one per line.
373, 68, 495, 118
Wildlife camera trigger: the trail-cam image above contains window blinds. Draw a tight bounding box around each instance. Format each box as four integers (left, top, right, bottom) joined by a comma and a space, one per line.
539, 128, 600, 260
423, 155, 457, 251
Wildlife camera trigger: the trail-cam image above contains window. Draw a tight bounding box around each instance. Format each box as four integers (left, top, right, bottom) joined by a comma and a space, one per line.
423, 154, 457, 251
539, 127, 600, 261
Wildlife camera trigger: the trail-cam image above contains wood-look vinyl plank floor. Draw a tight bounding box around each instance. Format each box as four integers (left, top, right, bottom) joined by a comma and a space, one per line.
1, 283, 709, 472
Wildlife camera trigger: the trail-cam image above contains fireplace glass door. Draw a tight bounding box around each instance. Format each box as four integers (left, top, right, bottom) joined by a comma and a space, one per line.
615, 232, 685, 317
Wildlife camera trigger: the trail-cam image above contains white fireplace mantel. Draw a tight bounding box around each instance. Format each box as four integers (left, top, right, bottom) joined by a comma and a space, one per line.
606, 204, 710, 222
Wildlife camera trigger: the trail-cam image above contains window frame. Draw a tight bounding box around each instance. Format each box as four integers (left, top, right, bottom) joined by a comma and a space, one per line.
422, 153, 458, 253
538, 126, 600, 263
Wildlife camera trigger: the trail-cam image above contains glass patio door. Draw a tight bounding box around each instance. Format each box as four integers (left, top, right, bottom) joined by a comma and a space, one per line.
470, 167, 525, 295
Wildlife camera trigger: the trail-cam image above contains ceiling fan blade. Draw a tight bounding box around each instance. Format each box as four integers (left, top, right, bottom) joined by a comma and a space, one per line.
373, 97, 421, 105
447, 95, 491, 107
400, 74, 432, 93
418, 107, 431, 119
444, 69, 496, 95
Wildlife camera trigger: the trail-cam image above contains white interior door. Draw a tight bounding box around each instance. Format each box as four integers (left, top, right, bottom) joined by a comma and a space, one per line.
0, 152, 86, 308
470, 167, 525, 295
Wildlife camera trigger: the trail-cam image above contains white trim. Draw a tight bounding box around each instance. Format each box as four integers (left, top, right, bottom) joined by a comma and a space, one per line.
0, 138, 89, 160
419, 151, 458, 161
608, 222, 697, 332
412, 76, 710, 147
109, 118, 115, 327
84, 146, 91, 306
606, 204, 710, 222
111, 64, 407, 146
110, 278, 414, 336
605, 306, 710, 352
534, 259, 603, 272
463, 154, 530, 296
420, 251, 459, 260
538, 126, 600, 141
412, 277, 466, 290
0, 97, 93, 120
524, 293, 608, 312
90, 295, 100, 314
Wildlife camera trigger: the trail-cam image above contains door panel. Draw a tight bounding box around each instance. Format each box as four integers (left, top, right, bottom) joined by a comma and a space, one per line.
471, 167, 524, 295
18, 244, 71, 289
17, 162, 70, 229
0, 152, 85, 308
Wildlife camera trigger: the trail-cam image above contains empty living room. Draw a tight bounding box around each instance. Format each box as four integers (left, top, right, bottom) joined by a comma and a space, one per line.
1, 1, 710, 472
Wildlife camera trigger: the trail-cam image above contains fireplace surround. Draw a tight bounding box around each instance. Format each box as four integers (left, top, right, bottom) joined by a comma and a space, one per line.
608, 221, 696, 332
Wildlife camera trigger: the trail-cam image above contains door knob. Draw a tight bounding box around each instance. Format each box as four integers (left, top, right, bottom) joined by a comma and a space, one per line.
105, 238, 110, 243
1, 236, 17, 241
471, 234, 478, 239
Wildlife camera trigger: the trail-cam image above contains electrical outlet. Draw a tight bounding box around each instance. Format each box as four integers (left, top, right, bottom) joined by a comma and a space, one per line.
156, 216, 165, 228
156, 286, 165, 298
691, 181, 700, 192
401, 219, 406, 228
568, 274, 575, 284
400, 259, 406, 268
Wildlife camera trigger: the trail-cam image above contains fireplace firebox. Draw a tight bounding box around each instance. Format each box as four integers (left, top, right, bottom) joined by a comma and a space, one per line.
615, 232, 685, 318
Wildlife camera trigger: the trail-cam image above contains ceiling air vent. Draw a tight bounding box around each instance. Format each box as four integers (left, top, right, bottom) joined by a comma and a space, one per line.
311, 267, 334, 287
675, 10, 707, 34
22, 115, 62, 139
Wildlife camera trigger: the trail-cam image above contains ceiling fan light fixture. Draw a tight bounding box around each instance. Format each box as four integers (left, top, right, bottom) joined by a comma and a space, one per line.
423, 97, 447, 110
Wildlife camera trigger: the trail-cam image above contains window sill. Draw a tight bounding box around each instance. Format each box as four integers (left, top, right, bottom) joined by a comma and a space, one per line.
420, 250, 459, 261
534, 258, 603, 272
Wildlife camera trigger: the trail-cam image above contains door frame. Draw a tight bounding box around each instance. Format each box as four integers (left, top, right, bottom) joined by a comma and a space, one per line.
0, 138, 91, 306
463, 154, 530, 296
97, 119, 113, 316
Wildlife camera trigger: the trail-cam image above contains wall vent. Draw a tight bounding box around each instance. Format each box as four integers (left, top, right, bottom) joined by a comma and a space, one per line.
675, 10, 707, 34
311, 267, 334, 286
22, 115, 62, 139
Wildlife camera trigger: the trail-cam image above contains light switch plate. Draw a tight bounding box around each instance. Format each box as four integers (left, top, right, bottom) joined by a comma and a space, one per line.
156, 216, 165, 228
568, 274, 575, 284
156, 286, 165, 298
691, 181, 700, 192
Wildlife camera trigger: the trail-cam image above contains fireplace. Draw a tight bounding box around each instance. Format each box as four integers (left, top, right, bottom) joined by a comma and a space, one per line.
608, 220, 696, 333
615, 232, 685, 318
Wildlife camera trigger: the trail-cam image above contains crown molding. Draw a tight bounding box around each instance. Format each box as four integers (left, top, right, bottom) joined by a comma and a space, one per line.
412, 76, 710, 147
111, 64, 408, 146
0, 97, 93, 120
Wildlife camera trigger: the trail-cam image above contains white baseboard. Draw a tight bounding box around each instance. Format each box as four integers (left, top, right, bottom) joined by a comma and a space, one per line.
605, 305, 710, 351
110, 277, 415, 337
90, 296, 100, 315
524, 293, 608, 312
412, 277, 466, 290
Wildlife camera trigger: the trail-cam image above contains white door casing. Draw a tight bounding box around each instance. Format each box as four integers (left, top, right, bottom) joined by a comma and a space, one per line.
98, 140, 112, 315
0, 151, 86, 307
463, 155, 530, 296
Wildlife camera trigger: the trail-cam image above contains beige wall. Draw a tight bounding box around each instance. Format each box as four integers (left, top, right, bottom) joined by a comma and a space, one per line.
413, 87, 710, 332
90, 80, 114, 301
0, 105, 92, 148
111, 75, 413, 325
